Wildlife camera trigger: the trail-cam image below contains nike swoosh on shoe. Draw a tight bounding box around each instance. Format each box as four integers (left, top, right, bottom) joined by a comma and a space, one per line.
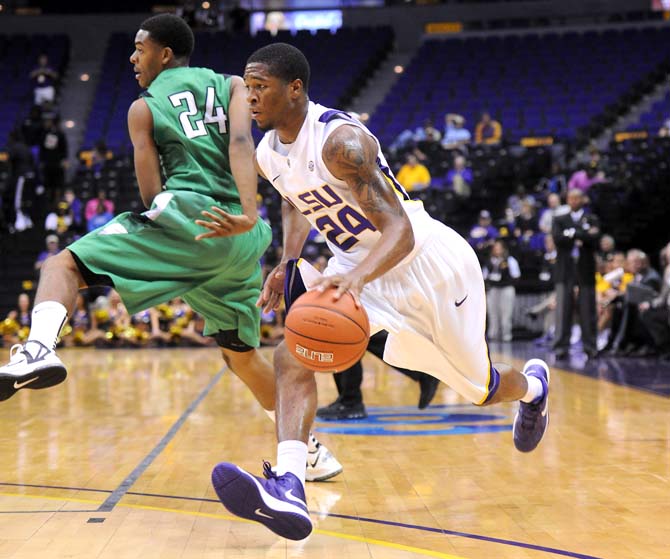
284, 489, 307, 507
255, 508, 273, 519
14, 377, 39, 389
307, 450, 320, 469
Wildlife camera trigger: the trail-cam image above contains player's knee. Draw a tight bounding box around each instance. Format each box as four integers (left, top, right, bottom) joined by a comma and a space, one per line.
215, 330, 254, 352
220, 346, 255, 373
42, 249, 79, 278
274, 341, 312, 379
216, 330, 255, 372
473, 370, 502, 407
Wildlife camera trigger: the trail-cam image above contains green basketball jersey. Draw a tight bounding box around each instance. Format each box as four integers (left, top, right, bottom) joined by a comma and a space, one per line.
142, 66, 238, 203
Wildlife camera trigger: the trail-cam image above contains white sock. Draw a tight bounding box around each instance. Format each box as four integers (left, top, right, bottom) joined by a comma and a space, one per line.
28, 301, 68, 351
265, 411, 318, 465
276, 440, 307, 487
521, 375, 544, 403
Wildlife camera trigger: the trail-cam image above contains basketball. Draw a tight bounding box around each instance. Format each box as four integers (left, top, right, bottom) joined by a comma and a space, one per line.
284, 287, 370, 372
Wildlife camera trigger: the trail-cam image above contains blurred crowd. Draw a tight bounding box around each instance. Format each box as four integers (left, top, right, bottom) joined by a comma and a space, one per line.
1, 50, 117, 245
2, 65, 669, 361
0, 290, 217, 350
385, 109, 670, 360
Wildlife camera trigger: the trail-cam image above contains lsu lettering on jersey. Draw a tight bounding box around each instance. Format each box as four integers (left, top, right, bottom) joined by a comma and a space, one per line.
255, 102, 434, 268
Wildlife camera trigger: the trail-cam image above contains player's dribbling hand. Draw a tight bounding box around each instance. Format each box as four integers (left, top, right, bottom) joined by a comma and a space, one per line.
195, 206, 256, 240
313, 273, 364, 308
257, 262, 286, 312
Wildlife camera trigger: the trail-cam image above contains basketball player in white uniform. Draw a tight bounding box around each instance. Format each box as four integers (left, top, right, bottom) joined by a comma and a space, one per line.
201, 43, 551, 541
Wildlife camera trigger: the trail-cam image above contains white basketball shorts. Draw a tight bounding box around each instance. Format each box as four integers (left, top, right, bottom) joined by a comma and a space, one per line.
297, 219, 499, 405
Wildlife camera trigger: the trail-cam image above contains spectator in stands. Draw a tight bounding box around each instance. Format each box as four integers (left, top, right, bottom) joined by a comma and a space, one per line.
415, 119, 442, 144
30, 54, 59, 107
415, 119, 442, 160
498, 207, 518, 240
658, 119, 670, 137
44, 200, 73, 237
639, 243, 670, 359
468, 209, 498, 260
483, 240, 520, 342
538, 193, 567, 235
40, 100, 60, 124
91, 140, 111, 176
87, 200, 115, 232
597, 234, 616, 266
165, 297, 215, 347
389, 129, 416, 153
2, 128, 35, 233
567, 162, 606, 194
474, 110, 502, 145
395, 153, 431, 192
59, 293, 104, 347
34, 234, 61, 273
2, 293, 32, 346
526, 235, 558, 345
389, 120, 440, 154
63, 188, 83, 232
22, 105, 45, 146
609, 249, 662, 356
445, 155, 472, 199
516, 200, 542, 252
539, 161, 567, 195
85, 189, 115, 222
441, 113, 471, 152
39, 118, 69, 205
551, 188, 601, 359
7, 293, 32, 329
507, 185, 536, 217
596, 251, 631, 347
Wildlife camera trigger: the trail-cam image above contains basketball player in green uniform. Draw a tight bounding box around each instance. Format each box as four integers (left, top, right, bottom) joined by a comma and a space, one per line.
0, 14, 341, 481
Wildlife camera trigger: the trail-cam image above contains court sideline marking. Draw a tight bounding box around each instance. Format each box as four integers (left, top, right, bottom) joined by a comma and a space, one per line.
0, 486, 604, 559
95, 366, 226, 514
0, 491, 465, 559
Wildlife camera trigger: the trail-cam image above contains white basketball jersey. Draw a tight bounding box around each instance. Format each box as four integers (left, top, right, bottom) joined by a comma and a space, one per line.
255, 102, 434, 268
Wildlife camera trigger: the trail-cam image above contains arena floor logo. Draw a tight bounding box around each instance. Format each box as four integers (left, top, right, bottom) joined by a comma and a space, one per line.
315, 404, 512, 436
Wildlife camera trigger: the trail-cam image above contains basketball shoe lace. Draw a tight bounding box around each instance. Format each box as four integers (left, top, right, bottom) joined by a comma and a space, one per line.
7, 344, 24, 365
262, 460, 277, 480
520, 399, 543, 429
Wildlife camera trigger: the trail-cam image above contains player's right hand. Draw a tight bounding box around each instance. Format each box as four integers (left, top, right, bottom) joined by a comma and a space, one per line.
195, 206, 256, 240
257, 262, 287, 312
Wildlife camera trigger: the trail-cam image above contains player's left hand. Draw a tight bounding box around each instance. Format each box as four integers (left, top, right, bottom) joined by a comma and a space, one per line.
195, 206, 256, 239
312, 272, 365, 308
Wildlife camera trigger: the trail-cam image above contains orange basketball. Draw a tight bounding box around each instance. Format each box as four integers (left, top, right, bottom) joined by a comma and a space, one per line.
284, 287, 370, 372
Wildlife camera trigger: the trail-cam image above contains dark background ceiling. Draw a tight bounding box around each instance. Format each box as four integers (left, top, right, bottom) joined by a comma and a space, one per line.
4, 0, 391, 14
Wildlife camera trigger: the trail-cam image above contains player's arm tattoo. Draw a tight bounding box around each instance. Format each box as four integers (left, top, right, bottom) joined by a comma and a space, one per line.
323, 125, 404, 218
323, 124, 414, 282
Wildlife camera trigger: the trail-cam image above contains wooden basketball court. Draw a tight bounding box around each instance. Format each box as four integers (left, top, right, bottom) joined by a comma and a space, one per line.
0, 346, 667, 559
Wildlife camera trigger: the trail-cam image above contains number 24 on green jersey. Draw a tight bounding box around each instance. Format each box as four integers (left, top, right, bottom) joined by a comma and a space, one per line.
168, 87, 227, 139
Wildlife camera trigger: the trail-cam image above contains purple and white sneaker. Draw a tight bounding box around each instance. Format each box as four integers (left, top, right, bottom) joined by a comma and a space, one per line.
513, 358, 550, 453
211, 461, 312, 540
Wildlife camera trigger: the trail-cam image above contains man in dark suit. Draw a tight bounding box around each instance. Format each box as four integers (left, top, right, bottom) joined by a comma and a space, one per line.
609, 250, 662, 355
551, 189, 601, 359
